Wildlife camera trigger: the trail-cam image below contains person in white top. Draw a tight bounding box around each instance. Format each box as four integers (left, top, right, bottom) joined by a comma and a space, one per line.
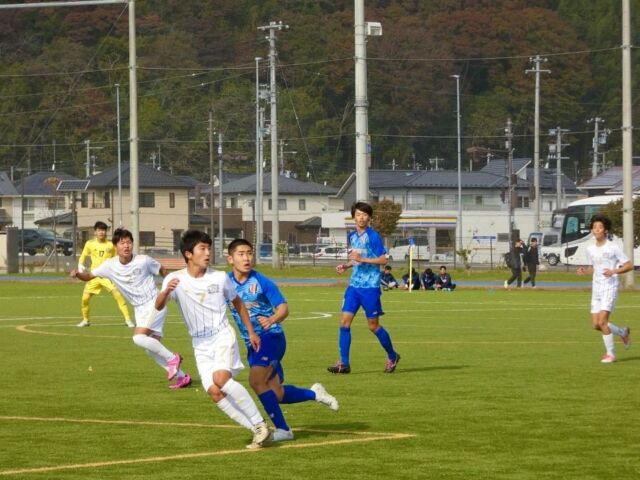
70, 228, 191, 389
155, 230, 271, 449
577, 215, 632, 363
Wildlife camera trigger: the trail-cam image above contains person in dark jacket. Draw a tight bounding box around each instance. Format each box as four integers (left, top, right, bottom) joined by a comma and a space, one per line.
380, 265, 399, 290
421, 268, 437, 290
402, 268, 421, 290
435, 266, 456, 291
504, 239, 525, 288
523, 238, 540, 287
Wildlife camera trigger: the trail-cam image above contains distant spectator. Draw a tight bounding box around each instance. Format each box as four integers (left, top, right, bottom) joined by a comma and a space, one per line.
421, 268, 437, 290
504, 239, 525, 288
380, 265, 399, 290
402, 268, 421, 290
523, 238, 540, 288
435, 266, 456, 291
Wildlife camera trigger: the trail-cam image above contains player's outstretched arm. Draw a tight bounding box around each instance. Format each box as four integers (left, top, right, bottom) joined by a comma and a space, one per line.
70, 269, 95, 282
155, 278, 179, 310
231, 296, 260, 352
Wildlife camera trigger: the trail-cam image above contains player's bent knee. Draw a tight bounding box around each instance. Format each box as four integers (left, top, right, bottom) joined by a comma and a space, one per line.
132, 334, 149, 348
208, 385, 224, 402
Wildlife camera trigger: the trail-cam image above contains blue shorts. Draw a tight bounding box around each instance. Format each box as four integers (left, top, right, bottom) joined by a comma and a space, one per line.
342, 286, 384, 319
246, 330, 286, 383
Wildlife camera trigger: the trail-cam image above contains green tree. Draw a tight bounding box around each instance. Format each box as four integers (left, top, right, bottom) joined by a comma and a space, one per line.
371, 199, 402, 246
598, 197, 640, 247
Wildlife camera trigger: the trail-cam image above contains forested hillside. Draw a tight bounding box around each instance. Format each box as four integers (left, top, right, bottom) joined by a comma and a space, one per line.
0, 0, 638, 186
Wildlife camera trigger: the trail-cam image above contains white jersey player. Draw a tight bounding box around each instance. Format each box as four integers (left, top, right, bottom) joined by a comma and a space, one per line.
577, 215, 632, 363
155, 230, 271, 449
71, 228, 191, 389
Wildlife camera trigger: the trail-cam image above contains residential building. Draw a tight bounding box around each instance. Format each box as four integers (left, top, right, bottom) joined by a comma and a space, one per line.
578, 166, 640, 196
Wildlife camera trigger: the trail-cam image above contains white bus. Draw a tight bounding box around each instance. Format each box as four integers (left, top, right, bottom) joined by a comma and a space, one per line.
552, 195, 639, 265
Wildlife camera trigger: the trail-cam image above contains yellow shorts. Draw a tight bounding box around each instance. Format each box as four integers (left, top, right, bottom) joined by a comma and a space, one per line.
83, 277, 116, 295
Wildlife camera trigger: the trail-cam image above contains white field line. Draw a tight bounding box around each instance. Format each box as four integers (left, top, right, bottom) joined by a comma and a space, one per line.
0, 415, 414, 477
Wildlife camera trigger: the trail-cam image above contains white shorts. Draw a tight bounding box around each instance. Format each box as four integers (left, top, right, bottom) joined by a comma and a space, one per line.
590, 289, 617, 314
192, 325, 244, 392
135, 302, 167, 335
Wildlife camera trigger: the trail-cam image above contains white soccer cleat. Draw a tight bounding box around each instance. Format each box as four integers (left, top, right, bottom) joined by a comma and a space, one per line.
272, 428, 294, 443
76, 320, 90, 327
621, 327, 631, 350
247, 421, 271, 448
503, 281, 509, 289
311, 383, 339, 411
125, 320, 135, 328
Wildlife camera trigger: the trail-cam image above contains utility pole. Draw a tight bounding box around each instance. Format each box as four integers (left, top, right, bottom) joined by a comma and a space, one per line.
218, 132, 224, 264
525, 55, 550, 231
115, 83, 123, 226
84, 139, 91, 178
354, 2, 382, 202
452, 74, 463, 252
505, 118, 515, 246
258, 21, 288, 268
548, 127, 569, 211
255, 57, 263, 263
587, 117, 604, 178
208, 111, 215, 263
621, 0, 634, 287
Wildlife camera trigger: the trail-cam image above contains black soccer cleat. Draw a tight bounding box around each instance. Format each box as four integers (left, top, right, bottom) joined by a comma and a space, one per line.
384, 353, 401, 373
327, 362, 351, 374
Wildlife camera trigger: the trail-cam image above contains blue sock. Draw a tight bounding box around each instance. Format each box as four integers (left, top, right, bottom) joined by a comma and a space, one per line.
339, 326, 351, 366
374, 326, 397, 360
282, 385, 315, 404
258, 390, 289, 431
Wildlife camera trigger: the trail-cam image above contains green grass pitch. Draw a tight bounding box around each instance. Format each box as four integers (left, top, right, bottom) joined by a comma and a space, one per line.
1, 281, 639, 479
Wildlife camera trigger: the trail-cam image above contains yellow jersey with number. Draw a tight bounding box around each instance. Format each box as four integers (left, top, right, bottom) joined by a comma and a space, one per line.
79, 239, 116, 271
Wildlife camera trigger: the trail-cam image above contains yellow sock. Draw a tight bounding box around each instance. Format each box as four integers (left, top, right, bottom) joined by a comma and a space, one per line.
112, 289, 131, 321
81, 294, 91, 322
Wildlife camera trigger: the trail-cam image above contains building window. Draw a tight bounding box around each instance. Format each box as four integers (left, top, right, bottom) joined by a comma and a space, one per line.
268, 199, 287, 210
139, 231, 155, 246
230, 197, 238, 208
22, 197, 36, 211
80, 193, 88, 208
169, 192, 175, 209
104, 192, 110, 209
47, 197, 65, 210
139, 192, 155, 208
517, 196, 530, 208
299, 199, 306, 211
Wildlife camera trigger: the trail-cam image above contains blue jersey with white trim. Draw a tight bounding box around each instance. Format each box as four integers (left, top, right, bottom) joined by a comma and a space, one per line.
348, 226, 386, 289
227, 270, 286, 346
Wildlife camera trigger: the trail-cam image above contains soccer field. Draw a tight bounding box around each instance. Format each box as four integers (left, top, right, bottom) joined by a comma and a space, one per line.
1, 282, 639, 479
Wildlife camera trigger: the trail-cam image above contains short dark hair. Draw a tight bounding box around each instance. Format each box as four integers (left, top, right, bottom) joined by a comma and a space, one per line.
112, 228, 133, 245
384, 265, 392, 271
228, 238, 253, 254
439, 265, 447, 271
425, 268, 433, 275
590, 214, 612, 231
180, 230, 212, 261
351, 201, 373, 218
94, 221, 108, 231
530, 237, 538, 243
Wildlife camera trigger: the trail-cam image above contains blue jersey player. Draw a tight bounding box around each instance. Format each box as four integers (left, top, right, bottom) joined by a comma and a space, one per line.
328, 202, 401, 374
226, 239, 339, 443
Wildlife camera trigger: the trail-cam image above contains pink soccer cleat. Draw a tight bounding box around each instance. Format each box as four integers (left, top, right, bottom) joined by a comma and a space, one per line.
169, 374, 192, 390
167, 354, 182, 380
600, 354, 616, 364
621, 327, 631, 350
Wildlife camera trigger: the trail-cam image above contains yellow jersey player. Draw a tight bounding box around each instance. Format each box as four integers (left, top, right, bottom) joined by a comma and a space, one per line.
76, 221, 133, 328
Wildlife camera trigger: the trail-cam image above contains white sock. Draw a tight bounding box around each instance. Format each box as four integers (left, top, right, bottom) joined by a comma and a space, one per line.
602, 333, 615, 356
220, 378, 264, 425
216, 397, 254, 430
133, 334, 174, 362
608, 322, 625, 337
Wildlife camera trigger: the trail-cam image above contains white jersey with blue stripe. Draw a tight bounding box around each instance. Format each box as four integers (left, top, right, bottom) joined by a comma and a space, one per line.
348, 226, 386, 289
227, 270, 286, 346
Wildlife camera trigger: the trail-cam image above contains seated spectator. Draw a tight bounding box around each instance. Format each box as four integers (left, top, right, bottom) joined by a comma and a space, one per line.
421, 268, 437, 290
435, 265, 456, 291
402, 267, 421, 290
380, 265, 399, 290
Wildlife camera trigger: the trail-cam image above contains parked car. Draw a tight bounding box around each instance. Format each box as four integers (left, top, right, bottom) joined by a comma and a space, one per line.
313, 246, 349, 259
387, 236, 430, 261
18, 229, 74, 256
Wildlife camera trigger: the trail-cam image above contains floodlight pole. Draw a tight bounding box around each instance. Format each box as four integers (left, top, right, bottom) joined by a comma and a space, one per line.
0, 0, 139, 249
